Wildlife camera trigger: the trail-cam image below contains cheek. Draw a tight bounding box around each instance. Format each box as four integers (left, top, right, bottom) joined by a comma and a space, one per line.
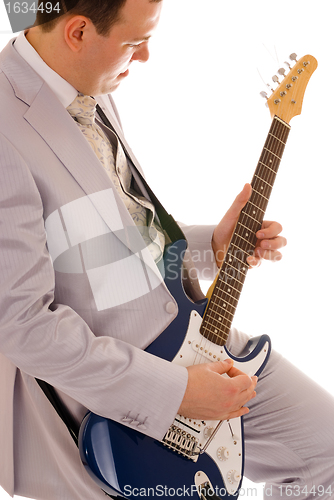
105, 54, 131, 75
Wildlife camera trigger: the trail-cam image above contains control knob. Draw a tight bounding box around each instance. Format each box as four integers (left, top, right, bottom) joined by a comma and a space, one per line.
227, 470, 241, 484
217, 446, 229, 461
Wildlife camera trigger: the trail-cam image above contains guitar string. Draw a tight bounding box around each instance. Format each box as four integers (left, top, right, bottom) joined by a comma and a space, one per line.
174, 119, 289, 433
208, 120, 288, 339
200, 119, 289, 347
183, 122, 284, 385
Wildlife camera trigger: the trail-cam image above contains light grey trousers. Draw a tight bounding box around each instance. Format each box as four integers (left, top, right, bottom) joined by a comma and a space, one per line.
13, 328, 334, 500
231, 328, 334, 499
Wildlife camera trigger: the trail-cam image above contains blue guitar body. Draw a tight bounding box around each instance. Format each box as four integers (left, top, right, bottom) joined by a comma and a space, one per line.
79, 240, 271, 499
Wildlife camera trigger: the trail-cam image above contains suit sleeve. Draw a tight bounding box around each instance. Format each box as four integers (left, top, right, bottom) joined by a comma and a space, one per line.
0, 133, 188, 441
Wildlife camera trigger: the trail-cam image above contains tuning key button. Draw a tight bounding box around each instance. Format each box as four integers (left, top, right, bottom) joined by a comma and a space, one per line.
278, 68, 286, 76
217, 446, 230, 461
260, 91, 268, 99
272, 75, 280, 84
289, 53, 298, 62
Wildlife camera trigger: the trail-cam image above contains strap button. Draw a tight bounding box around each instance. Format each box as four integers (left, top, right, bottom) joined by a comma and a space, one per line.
165, 301, 177, 314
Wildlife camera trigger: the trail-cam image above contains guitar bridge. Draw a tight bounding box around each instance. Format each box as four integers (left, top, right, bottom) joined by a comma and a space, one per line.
161, 425, 200, 462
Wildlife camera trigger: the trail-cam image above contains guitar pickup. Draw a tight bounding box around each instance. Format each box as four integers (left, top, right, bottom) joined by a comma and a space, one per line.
191, 340, 222, 362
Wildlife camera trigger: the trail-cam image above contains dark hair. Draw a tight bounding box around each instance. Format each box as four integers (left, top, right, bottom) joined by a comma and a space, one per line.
35, 0, 161, 36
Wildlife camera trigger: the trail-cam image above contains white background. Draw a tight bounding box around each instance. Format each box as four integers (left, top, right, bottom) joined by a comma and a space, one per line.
0, 0, 333, 498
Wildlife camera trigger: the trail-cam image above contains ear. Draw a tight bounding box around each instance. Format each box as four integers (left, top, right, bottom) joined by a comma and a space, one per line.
64, 15, 91, 52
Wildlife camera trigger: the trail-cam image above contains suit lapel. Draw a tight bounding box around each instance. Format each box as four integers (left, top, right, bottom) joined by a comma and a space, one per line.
2, 39, 161, 273
26, 86, 159, 264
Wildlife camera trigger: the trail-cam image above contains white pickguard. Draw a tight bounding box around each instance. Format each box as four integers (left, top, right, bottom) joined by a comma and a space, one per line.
170, 310, 270, 495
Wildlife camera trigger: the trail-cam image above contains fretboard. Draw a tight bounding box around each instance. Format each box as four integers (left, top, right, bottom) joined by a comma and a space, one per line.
200, 116, 290, 346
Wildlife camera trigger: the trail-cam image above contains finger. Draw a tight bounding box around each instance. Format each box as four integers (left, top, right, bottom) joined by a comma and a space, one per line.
227, 389, 257, 419
226, 406, 250, 420
209, 358, 234, 375
226, 367, 258, 388
247, 236, 286, 266
230, 373, 258, 392
256, 221, 283, 240
253, 247, 283, 263
226, 364, 251, 378
224, 184, 252, 223
258, 235, 287, 251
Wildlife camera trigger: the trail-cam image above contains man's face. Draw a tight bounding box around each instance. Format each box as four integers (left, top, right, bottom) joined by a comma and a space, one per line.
83, 0, 162, 95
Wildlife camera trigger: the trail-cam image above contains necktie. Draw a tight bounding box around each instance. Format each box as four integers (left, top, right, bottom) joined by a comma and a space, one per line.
67, 94, 165, 269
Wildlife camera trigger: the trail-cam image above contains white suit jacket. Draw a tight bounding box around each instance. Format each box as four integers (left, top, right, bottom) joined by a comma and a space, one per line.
0, 38, 217, 496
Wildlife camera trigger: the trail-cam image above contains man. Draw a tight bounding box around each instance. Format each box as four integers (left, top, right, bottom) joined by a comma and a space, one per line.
0, 1, 333, 499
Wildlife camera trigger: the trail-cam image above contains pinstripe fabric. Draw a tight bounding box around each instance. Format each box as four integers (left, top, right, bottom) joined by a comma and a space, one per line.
1, 38, 334, 500
226, 330, 334, 499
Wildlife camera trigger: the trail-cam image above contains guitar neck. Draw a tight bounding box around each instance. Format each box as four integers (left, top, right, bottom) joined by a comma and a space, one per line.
200, 115, 291, 346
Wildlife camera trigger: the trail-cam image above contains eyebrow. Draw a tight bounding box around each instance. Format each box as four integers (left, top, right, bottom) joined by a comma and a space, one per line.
128, 35, 152, 43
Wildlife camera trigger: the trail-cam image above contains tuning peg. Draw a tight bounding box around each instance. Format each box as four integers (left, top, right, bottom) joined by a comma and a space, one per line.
260, 91, 269, 107
272, 75, 280, 84
284, 61, 292, 70
277, 68, 286, 77
289, 53, 298, 63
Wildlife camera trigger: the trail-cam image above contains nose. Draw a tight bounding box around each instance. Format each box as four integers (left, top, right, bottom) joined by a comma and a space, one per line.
131, 42, 150, 63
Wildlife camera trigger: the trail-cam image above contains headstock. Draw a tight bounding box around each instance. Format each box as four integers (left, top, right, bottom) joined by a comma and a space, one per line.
260, 54, 318, 124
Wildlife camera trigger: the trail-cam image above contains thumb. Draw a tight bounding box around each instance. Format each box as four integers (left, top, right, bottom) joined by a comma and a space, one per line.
224, 183, 252, 225
210, 359, 234, 374
212, 183, 252, 267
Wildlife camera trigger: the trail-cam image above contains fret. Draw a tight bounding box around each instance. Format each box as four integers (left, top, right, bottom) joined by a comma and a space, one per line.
230, 242, 252, 259
248, 200, 265, 214
253, 188, 269, 201
228, 250, 250, 269
269, 132, 286, 145
204, 311, 233, 328
201, 321, 231, 337
226, 249, 249, 265
253, 174, 273, 192
201, 322, 230, 336
241, 210, 262, 225
208, 305, 236, 319
200, 331, 229, 347
234, 231, 253, 247
254, 174, 273, 188
207, 304, 235, 320
258, 161, 278, 175
216, 280, 241, 301
202, 308, 234, 323
200, 116, 290, 345
237, 221, 257, 235
263, 148, 282, 160
224, 262, 247, 279
217, 273, 244, 287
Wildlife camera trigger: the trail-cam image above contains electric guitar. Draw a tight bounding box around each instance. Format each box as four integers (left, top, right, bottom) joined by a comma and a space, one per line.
78, 54, 317, 499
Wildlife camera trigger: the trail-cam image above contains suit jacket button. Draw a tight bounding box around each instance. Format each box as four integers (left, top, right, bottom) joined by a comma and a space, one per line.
165, 301, 176, 314
137, 423, 147, 430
